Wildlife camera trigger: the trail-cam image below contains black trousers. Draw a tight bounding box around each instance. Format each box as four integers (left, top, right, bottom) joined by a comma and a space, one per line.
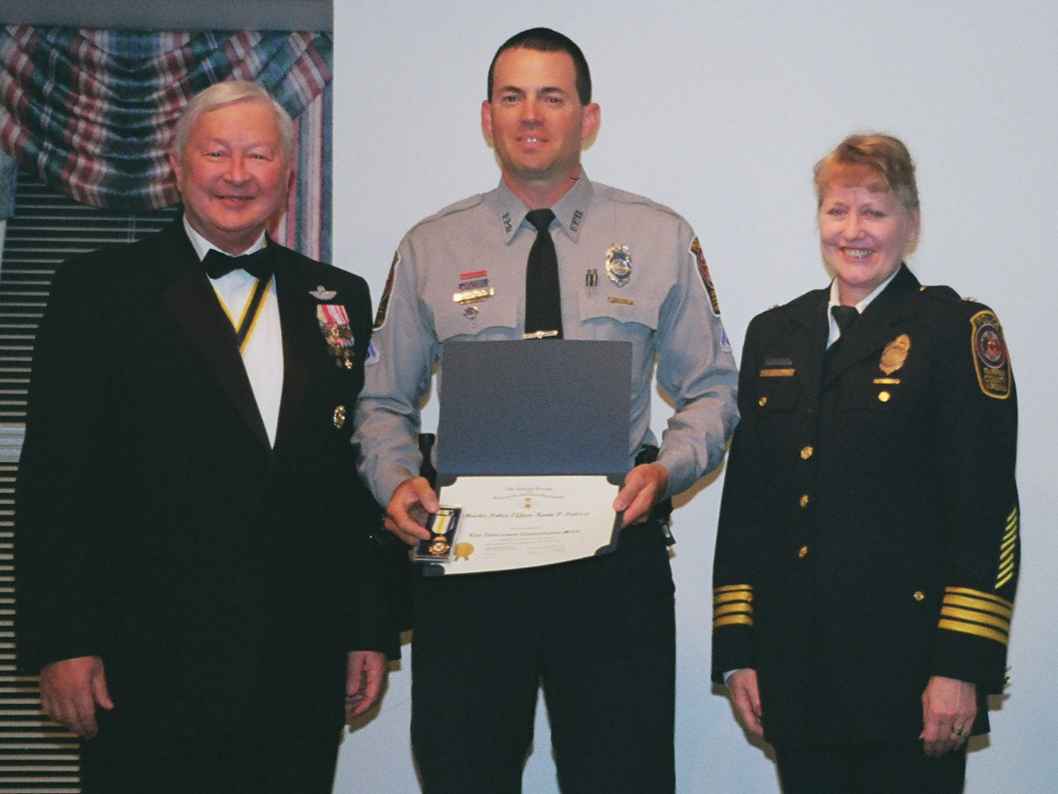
775, 741, 968, 794
80, 714, 342, 794
410, 522, 675, 794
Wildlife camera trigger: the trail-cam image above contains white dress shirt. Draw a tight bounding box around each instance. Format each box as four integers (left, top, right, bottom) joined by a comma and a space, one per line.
183, 217, 284, 447
825, 268, 901, 348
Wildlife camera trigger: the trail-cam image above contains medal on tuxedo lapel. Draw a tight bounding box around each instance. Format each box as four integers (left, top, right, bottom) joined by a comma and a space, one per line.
316, 304, 356, 369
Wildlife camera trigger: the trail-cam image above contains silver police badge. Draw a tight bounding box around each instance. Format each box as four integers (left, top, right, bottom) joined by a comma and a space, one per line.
604, 244, 632, 287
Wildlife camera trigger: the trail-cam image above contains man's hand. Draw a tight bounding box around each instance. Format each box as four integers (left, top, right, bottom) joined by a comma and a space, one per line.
727, 668, 763, 738
345, 650, 386, 721
613, 463, 668, 527
920, 675, 976, 756
384, 476, 438, 545
39, 656, 114, 738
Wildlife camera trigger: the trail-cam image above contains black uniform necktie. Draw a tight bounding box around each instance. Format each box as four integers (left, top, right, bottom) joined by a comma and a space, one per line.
203, 246, 273, 281
523, 209, 563, 339
831, 305, 859, 337
824, 304, 860, 378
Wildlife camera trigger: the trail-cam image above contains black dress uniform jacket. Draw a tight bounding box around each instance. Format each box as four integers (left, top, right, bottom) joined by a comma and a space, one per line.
15, 220, 396, 780
712, 265, 1019, 746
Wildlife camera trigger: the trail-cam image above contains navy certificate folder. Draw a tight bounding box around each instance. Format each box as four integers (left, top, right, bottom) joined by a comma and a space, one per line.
436, 340, 632, 481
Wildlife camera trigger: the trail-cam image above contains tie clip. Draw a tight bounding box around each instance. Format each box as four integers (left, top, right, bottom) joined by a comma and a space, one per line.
523, 330, 559, 340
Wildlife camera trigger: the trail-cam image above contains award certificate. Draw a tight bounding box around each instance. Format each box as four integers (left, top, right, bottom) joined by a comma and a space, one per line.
424, 475, 621, 576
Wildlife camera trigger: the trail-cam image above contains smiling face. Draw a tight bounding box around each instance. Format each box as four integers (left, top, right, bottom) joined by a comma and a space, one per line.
169, 98, 293, 254
818, 180, 920, 305
481, 47, 599, 202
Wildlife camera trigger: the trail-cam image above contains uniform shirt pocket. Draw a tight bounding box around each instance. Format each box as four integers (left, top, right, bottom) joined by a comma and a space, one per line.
433, 296, 518, 341
755, 377, 801, 414
577, 289, 660, 334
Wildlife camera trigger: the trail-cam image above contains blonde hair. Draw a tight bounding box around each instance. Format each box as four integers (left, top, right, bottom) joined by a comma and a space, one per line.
814, 133, 919, 213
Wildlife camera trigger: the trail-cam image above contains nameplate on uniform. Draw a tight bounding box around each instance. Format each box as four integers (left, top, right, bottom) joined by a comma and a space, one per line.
420, 341, 632, 576
760, 356, 794, 378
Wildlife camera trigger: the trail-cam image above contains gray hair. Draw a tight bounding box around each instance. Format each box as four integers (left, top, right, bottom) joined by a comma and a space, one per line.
172, 80, 295, 162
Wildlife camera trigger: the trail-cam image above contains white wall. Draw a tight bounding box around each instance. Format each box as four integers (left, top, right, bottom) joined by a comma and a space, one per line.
332, 2, 1058, 791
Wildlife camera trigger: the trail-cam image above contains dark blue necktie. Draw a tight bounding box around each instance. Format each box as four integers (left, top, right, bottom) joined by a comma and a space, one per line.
524, 209, 563, 339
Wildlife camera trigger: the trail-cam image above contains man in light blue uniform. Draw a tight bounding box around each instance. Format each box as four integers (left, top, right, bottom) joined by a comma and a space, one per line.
355, 27, 737, 793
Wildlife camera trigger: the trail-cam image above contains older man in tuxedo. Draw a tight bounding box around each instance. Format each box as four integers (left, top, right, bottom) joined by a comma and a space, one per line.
15, 81, 393, 793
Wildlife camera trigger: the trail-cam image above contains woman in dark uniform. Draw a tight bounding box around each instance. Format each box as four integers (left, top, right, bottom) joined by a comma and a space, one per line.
712, 133, 1019, 793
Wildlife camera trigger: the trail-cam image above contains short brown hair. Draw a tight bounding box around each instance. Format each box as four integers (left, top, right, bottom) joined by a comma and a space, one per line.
487, 28, 592, 105
813, 133, 919, 213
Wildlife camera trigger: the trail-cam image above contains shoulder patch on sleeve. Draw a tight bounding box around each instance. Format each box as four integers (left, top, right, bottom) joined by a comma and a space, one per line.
969, 309, 1012, 399
365, 339, 380, 366
690, 237, 721, 316
373, 251, 399, 331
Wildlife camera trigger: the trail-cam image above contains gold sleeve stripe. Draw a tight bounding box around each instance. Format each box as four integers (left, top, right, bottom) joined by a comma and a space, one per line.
943, 594, 1013, 619
944, 587, 1013, 610
995, 569, 1015, 591
998, 501, 1018, 590
715, 603, 753, 618
938, 618, 1008, 645
714, 584, 753, 594
714, 592, 753, 605
714, 615, 753, 629
940, 606, 1010, 632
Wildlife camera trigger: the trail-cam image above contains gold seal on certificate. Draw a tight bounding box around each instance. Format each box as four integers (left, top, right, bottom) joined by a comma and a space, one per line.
421, 340, 634, 576
417, 476, 620, 575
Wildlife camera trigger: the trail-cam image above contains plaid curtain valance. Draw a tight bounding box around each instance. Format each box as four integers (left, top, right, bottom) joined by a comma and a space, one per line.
0, 26, 332, 212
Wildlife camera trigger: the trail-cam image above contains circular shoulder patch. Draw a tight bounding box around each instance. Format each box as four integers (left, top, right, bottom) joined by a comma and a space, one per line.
969, 310, 1011, 399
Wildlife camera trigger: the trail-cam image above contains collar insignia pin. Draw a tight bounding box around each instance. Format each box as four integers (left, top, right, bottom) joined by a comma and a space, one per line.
310, 285, 337, 300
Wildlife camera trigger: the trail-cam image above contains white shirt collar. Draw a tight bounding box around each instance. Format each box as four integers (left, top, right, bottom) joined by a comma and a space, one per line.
826, 268, 901, 346
182, 215, 267, 262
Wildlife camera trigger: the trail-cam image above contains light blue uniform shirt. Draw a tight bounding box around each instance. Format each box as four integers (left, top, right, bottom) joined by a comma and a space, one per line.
355, 174, 739, 507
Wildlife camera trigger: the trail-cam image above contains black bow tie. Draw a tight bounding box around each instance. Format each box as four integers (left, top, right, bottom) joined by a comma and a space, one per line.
203, 247, 273, 281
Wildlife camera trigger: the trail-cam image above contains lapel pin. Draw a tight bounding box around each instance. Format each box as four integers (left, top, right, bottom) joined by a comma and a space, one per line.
310, 285, 337, 300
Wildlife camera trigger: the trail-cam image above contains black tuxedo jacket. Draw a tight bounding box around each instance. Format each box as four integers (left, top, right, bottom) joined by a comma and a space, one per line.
16, 220, 394, 736
712, 266, 1019, 745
